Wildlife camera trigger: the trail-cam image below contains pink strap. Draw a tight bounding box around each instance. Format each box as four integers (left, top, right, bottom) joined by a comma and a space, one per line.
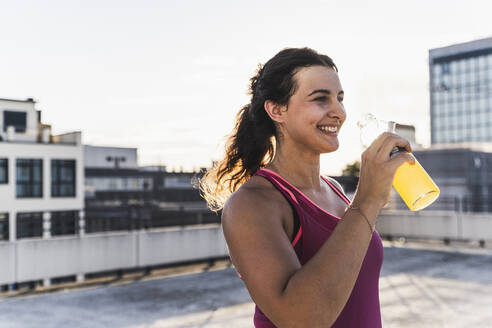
291, 225, 302, 247
321, 176, 351, 204
253, 170, 302, 248
236, 173, 345, 280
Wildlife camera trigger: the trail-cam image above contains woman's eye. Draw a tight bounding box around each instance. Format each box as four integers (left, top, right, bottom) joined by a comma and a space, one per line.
338, 98, 344, 102
314, 96, 327, 102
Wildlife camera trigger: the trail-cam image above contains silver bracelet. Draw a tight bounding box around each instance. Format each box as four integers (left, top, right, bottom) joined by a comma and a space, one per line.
345, 205, 374, 234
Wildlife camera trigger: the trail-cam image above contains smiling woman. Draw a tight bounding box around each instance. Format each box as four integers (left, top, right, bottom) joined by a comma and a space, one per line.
198, 47, 414, 327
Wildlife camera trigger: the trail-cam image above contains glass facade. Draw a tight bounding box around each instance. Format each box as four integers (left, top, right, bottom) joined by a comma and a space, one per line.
51, 211, 78, 236
85, 176, 153, 191
16, 159, 43, 198
51, 159, 76, 197
16, 212, 43, 239
431, 52, 492, 144
0, 213, 8, 241
0, 159, 7, 184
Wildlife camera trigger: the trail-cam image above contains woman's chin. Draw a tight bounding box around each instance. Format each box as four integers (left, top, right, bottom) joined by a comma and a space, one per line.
320, 143, 339, 154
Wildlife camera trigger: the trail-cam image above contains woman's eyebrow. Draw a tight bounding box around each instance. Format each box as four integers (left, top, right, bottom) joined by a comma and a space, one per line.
307, 89, 344, 97
307, 89, 331, 97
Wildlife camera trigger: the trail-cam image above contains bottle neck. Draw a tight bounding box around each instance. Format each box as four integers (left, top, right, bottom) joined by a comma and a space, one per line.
390, 146, 407, 159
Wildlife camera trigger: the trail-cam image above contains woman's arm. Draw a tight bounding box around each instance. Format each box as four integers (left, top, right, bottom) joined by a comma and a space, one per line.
222, 132, 414, 328
223, 188, 378, 327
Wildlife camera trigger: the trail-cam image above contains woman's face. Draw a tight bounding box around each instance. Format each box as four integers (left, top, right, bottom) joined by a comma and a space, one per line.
279, 65, 346, 154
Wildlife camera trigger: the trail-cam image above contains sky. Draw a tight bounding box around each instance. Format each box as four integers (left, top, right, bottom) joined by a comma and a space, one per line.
1, 0, 492, 174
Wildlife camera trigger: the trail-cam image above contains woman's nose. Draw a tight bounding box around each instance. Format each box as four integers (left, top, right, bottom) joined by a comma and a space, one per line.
329, 101, 346, 122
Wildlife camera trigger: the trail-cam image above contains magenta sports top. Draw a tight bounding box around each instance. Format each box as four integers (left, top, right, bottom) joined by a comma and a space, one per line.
248, 168, 384, 328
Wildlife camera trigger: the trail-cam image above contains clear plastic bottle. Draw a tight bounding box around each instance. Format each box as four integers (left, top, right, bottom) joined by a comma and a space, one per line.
357, 113, 440, 211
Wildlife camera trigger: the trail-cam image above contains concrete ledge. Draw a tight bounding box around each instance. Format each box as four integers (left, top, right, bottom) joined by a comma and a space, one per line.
377, 210, 492, 241
0, 224, 228, 285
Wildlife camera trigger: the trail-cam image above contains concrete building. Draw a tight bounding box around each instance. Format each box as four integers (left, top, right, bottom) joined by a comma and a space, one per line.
0, 98, 84, 243
0, 103, 222, 291
429, 36, 492, 144
395, 123, 422, 149
84, 145, 138, 170
84, 146, 217, 232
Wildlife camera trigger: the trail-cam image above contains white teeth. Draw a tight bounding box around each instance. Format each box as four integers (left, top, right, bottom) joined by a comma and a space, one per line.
317, 126, 338, 133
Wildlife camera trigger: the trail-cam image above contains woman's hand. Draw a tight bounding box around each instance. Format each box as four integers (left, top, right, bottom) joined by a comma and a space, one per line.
352, 132, 415, 219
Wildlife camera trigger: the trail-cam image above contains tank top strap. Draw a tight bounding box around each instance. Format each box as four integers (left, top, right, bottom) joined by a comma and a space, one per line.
236, 168, 304, 281
253, 169, 304, 247
253, 169, 307, 211
320, 175, 351, 204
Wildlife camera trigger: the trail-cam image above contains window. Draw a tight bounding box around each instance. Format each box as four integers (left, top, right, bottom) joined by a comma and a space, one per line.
0, 213, 8, 241
51, 211, 78, 236
3, 110, 27, 132
16, 212, 43, 239
470, 57, 478, 72
471, 124, 479, 141
433, 64, 441, 77
450, 61, 457, 74
164, 176, 191, 189
470, 98, 477, 112
0, 158, 7, 184
478, 55, 486, 70
451, 71, 459, 91
442, 62, 450, 75
51, 160, 75, 197
433, 130, 441, 143
480, 97, 487, 110
16, 159, 43, 198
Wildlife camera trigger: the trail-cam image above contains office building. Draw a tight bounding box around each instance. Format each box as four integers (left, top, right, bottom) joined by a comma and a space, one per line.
429, 36, 492, 144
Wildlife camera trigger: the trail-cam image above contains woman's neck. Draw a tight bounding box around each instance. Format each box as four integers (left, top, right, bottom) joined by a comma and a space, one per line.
265, 152, 322, 191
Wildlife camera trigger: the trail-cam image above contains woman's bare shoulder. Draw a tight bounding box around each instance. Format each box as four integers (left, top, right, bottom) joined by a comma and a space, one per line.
222, 175, 289, 225
221, 175, 302, 325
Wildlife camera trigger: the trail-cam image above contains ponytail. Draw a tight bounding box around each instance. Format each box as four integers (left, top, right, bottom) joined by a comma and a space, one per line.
197, 47, 337, 212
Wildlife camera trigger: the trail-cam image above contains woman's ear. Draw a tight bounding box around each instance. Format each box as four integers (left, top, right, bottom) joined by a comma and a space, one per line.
264, 100, 288, 124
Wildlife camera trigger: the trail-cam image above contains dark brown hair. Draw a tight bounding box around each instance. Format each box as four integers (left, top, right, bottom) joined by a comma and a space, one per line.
198, 47, 337, 212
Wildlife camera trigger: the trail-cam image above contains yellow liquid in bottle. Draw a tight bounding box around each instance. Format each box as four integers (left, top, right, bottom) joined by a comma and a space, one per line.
392, 154, 440, 211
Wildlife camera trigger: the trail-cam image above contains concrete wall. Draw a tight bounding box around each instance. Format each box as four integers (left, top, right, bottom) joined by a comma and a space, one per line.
0, 224, 228, 285
0, 242, 15, 283
4, 211, 490, 286
138, 225, 227, 266
377, 210, 492, 241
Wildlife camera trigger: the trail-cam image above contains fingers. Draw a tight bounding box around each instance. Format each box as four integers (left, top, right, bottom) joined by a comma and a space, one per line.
364, 132, 391, 157
388, 152, 416, 171
376, 133, 413, 159
365, 132, 412, 159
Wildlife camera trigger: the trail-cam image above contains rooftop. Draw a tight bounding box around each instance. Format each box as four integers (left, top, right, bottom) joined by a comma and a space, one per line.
0, 97, 36, 103
1, 240, 491, 327
429, 36, 492, 63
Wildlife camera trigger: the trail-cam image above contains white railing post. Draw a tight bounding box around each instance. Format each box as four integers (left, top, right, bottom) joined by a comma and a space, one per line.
9, 211, 16, 242
42, 212, 51, 239
78, 210, 85, 236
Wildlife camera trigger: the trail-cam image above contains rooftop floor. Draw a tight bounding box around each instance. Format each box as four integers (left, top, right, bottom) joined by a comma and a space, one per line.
1, 240, 492, 327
